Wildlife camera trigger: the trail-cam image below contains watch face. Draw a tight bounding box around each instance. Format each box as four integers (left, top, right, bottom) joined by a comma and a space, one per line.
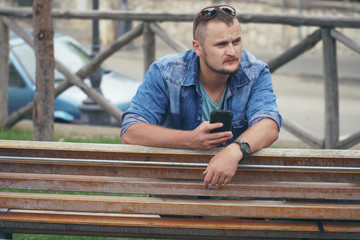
240, 141, 251, 154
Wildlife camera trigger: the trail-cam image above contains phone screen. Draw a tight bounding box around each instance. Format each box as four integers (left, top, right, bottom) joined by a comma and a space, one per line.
210, 110, 233, 133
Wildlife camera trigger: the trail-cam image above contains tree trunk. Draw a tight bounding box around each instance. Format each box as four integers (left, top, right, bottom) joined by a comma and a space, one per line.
0, 18, 9, 126
32, 0, 54, 141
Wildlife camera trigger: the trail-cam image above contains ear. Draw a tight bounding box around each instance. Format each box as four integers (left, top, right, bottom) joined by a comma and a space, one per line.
192, 40, 202, 57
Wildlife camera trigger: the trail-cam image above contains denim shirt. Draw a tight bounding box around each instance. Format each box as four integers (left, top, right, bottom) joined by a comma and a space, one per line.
121, 49, 282, 143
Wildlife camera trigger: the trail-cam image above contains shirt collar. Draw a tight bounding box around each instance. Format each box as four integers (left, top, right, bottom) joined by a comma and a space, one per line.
228, 65, 250, 92
182, 52, 200, 87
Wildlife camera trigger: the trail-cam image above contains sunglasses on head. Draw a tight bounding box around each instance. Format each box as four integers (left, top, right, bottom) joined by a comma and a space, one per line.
193, 5, 236, 39
199, 5, 236, 20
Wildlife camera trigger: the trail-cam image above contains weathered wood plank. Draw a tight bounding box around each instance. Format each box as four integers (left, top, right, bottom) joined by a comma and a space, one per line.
1, 210, 360, 239
0, 140, 359, 163
268, 28, 321, 73
0, 210, 320, 231
280, 119, 324, 148
331, 28, 360, 55
1, 192, 360, 220
32, 0, 55, 141
1, 8, 360, 28
0, 17, 9, 126
143, 22, 155, 74
322, 28, 340, 149
1, 159, 360, 183
338, 131, 360, 150
150, 22, 187, 53
1, 172, 360, 200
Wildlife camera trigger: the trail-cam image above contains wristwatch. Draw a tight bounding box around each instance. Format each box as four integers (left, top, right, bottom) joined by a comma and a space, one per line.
233, 140, 251, 161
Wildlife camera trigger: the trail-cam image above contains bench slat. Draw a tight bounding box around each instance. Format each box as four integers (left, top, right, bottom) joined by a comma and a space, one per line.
1, 192, 360, 220
1, 140, 359, 165
2, 172, 360, 200
1, 160, 359, 182
0, 210, 320, 231
1, 210, 360, 239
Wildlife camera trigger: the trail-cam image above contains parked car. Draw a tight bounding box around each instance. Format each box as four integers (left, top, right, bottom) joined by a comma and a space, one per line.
8, 31, 141, 125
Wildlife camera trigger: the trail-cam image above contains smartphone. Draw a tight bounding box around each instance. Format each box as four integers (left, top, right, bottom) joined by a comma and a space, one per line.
210, 110, 233, 133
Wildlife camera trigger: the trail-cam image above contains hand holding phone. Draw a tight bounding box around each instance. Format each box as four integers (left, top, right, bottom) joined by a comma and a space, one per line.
210, 110, 233, 133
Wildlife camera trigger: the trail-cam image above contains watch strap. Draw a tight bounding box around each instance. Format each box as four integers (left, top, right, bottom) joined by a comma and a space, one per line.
233, 140, 251, 161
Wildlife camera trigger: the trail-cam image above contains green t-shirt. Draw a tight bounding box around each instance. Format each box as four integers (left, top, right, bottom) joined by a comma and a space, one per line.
200, 83, 227, 121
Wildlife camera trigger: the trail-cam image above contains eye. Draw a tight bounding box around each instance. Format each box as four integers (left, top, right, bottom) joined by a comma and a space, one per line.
233, 38, 241, 45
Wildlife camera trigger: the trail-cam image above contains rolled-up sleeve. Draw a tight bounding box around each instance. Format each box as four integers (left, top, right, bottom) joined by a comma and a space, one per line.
247, 67, 282, 131
121, 62, 169, 136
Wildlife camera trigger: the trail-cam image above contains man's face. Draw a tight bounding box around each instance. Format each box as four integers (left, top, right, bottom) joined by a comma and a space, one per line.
200, 19, 242, 75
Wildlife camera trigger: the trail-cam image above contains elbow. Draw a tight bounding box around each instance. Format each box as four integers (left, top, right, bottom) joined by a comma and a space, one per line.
121, 136, 129, 144
121, 132, 132, 145
269, 123, 280, 145
270, 121, 280, 142
272, 130, 279, 143
265, 120, 280, 147
121, 127, 133, 144
262, 129, 278, 149
121, 123, 146, 145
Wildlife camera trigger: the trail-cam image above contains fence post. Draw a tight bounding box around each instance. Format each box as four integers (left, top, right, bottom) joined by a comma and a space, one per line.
321, 28, 339, 149
32, 0, 55, 141
0, 18, 9, 126
143, 22, 155, 75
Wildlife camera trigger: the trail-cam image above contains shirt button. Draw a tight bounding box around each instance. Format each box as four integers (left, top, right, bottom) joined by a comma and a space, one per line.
197, 116, 201, 121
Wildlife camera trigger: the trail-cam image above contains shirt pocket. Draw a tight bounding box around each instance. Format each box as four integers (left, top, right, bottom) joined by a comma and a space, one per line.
231, 113, 248, 140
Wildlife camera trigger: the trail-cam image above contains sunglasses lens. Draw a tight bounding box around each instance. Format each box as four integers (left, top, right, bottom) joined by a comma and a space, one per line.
200, 6, 236, 19
202, 8, 217, 19
220, 6, 236, 16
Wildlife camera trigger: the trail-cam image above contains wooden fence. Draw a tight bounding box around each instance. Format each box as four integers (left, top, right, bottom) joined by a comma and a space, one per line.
0, 7, 360, 149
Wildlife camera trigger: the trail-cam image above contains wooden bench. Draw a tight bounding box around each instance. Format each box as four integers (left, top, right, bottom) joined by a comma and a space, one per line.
0, 140, 360, 239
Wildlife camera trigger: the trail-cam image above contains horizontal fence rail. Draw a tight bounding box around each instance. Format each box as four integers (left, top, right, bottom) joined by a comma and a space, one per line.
0, 8, 360, 28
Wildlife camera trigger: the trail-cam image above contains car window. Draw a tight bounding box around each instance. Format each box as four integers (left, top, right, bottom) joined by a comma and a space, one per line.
54, 38, 90, 73
9, 63, 26, 88
11, 43, 36, 83
11, 36, 101, 82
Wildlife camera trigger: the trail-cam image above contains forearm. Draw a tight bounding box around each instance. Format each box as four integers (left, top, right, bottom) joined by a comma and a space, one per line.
203, 118, 279, 187
236, 118, 279, 153
121, 123, 192, 149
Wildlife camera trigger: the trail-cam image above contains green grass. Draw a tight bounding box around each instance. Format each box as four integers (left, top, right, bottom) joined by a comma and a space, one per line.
0, 125, 121, 144
0, 126, 33, 141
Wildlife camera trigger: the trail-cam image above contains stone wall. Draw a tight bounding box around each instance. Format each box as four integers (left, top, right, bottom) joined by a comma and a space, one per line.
123, 0, 360, 55
3, 0, 360, 55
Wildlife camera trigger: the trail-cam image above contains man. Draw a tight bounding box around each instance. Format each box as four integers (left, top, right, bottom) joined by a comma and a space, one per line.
121, 5, 281, 188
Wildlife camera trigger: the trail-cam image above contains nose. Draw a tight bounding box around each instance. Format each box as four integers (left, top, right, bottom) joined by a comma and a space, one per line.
226, 43, 236, 56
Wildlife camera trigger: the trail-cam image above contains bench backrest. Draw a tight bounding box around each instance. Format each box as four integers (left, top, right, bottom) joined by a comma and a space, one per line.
1, 140, 360, 220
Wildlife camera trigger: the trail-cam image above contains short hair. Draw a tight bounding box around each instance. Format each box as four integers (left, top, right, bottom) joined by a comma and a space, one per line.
193, 6, 237, 43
